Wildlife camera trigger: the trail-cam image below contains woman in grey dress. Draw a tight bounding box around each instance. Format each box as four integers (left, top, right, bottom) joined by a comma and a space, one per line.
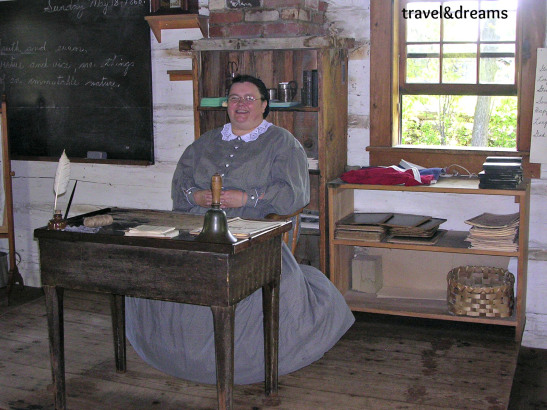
125, 75, 355, 385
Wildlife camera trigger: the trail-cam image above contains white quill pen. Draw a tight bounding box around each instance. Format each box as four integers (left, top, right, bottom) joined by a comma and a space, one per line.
53, 150, 71, 212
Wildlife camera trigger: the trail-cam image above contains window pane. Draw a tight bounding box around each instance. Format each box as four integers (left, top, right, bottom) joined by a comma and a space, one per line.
480, 0, 517, 41
407, 44, 440, 83
405, 2, 441, 42
400, 94, 517, 148
480, 43, 515, 84
443, 1, 479, 42
442, 44, 476, 83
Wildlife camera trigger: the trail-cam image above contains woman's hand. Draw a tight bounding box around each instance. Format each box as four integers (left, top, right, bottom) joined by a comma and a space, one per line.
194, 189, 247, 208
220, 190, 247, 208
193, 190, 213, 208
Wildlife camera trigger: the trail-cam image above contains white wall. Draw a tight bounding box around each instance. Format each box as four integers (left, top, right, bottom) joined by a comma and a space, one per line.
3, 0, 546, 348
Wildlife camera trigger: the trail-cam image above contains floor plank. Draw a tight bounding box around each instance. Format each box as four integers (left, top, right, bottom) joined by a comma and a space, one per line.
0, 289, 524, 409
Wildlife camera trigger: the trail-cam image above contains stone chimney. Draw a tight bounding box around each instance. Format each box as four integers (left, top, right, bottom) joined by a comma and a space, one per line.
208, 0, 328, 39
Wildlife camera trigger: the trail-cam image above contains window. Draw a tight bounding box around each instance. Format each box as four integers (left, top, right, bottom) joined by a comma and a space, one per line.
369, 0, 545, 176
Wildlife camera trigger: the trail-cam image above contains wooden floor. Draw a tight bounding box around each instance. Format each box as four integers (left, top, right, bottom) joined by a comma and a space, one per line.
0, 287, 535, 409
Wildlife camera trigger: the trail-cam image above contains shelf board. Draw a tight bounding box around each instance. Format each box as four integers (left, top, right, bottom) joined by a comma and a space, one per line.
328, 176, 529, 197
145, 14, 208, 43
332, 230, 519, 256
344, 290, 517, 326
167, 70, 192, 81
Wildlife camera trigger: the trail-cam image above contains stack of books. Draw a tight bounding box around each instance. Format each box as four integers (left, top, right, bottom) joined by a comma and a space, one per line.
479, 156, 523, 189
334, 213, 392, 242
464, 212, 519, 251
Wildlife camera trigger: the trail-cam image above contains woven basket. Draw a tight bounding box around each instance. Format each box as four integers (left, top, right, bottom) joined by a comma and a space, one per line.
447, 266, 515, 318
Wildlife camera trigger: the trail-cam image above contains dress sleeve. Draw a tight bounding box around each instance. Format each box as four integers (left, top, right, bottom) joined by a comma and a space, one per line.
255, 136, 310, 216
171, 143, 199, 212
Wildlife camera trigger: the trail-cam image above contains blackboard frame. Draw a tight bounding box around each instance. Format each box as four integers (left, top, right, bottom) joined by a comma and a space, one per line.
0, 0, 154, 165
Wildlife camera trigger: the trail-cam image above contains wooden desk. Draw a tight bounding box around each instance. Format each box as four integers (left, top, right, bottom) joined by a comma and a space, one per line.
34, 208, 291, 410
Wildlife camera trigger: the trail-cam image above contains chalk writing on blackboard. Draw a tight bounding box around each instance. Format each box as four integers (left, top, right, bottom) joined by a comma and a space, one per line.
531, 48, 547, 164
0, 0, 153, 162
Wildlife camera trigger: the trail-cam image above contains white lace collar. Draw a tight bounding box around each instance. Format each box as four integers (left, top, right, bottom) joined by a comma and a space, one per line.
221, 120, 272, 142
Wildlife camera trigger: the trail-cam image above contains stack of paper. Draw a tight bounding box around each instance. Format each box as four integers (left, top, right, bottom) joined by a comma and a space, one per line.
125, 225, 179, 238
464, 212, 519, 251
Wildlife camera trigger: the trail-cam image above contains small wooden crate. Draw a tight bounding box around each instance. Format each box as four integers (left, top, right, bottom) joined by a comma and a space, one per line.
447, 266, 515, 318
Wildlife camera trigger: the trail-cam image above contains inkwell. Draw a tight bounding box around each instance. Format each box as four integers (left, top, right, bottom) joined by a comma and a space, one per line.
195, 173, 237, 244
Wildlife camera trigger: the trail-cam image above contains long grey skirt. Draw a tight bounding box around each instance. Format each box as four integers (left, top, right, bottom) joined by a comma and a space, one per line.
125, 244, 355, 385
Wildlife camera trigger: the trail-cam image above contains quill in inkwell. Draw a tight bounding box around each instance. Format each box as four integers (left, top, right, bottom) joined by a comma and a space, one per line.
47, 150, 71, 230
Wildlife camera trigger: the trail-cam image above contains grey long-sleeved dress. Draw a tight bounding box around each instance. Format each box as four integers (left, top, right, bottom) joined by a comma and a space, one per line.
125, 124, 355, 384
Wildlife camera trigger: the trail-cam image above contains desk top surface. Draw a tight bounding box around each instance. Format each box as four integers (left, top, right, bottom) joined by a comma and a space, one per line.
34, 208, 291, 255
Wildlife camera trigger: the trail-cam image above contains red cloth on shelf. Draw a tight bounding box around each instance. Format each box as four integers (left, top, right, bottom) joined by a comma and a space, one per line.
340, 167, 435, 186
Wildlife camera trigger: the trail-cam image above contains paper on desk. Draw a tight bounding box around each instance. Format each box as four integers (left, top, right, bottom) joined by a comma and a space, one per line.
190, 217, 285, 238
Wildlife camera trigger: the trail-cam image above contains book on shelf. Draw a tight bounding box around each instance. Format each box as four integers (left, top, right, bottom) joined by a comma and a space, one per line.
334, 228, 386, 242
190, 217, 285, 239
125, 225, 180, 238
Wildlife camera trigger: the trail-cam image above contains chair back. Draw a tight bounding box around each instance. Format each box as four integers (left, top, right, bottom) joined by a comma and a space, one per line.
265, 207, 304, 256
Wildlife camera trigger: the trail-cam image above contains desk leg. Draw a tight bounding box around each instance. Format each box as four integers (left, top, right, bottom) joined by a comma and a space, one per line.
211, 305, 236, 410
262, 278, 280, 396
109, 294, 126, 373
44, 285, 66, 410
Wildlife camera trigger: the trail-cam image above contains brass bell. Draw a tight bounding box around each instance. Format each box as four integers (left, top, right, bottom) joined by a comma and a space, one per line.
195, 173, 237, 244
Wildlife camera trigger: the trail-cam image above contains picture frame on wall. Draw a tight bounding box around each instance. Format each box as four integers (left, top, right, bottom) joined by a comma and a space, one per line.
150, 0, 199, 14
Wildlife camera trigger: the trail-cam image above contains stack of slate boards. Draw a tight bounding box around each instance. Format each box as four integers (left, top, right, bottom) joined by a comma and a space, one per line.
383, 214, 447, 245
479, 156, 523, 189
335, 212, 447, 245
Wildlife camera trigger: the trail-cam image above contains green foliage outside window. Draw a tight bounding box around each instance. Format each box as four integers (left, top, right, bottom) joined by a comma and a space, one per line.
400, 95, 517, 148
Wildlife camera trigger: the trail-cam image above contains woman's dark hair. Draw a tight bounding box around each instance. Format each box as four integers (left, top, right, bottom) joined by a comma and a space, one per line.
229, 74, 270, 118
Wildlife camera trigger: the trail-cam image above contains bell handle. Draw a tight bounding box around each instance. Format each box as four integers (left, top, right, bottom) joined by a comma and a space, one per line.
211, 173, 222, 207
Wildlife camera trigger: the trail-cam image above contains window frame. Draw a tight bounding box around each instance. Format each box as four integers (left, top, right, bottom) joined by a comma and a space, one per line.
369, 0, 545, 177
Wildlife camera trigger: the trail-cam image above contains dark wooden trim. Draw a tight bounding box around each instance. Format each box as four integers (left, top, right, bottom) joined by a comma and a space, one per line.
370, 0, 396, 148
401, 84, 517, 96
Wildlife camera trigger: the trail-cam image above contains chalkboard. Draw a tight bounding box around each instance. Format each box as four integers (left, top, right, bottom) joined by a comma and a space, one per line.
0, 0, 153, 163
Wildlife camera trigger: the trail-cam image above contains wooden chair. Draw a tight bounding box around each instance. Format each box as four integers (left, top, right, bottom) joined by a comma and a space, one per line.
266, 207, 304, 256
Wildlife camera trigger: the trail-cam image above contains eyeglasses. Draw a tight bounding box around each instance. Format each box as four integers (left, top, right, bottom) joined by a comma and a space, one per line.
227, 95, 261, 104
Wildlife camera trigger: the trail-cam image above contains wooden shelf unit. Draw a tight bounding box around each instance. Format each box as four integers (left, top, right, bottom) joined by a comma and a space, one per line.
328, 177, 530, 341
190, 36, 354, 273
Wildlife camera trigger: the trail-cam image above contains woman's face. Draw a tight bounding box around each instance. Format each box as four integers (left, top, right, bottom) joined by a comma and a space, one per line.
227, 81, 267, 134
